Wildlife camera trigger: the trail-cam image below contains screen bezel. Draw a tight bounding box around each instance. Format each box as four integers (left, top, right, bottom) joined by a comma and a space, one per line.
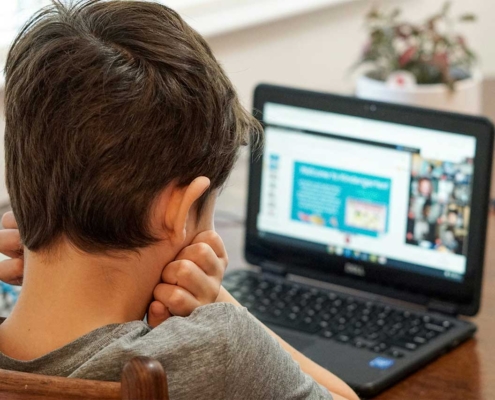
246, 84, 493, 316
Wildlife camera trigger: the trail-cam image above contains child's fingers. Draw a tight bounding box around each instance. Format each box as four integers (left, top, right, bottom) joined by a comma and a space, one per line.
0, 258, 24, 285
0, 229, 23, 259
175, 243, 226, 278
161, 259, 218, 301
191, 230, 228, 263
147, 300, 172, 328
153, 283, 201, 317
1, 212, 18, 230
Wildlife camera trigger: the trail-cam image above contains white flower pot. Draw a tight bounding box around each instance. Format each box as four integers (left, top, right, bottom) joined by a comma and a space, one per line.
356, 71, 483, 115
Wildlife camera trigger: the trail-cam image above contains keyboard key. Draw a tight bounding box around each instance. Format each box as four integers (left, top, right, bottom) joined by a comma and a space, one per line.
389, 349, 405, 358
258, 315, 321, 334
405, 342, 418, 351
352, 328, 363, 336
261, 298, 271, 306
425, 323, 446, 333
413, 336, 427, 345
373, 342, 389, 352
425, 330, 437, 340
386, 339, 418, 351
270, 308, 281, 316
258, 304, 269, 312
273, 284, 283, 293
321, 330, 334, 339
269, 292, 280, 300
408, 326, 420, 335
442, 321, 453, 329
337, 334, 350, 343
225, 272, 452, 356
259, 281, 270, 290
321, 313, 331, 321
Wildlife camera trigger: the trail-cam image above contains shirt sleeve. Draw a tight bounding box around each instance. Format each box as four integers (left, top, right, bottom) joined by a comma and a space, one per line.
224, 304, 333, 400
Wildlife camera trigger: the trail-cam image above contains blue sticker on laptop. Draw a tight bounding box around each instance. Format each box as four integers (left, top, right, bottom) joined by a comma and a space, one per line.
369, 357, 395, 370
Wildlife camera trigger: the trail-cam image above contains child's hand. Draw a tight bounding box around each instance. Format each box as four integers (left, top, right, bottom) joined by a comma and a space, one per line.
0, 212, 24, 285
148, 230, 228, 327
0, 212, 229, 326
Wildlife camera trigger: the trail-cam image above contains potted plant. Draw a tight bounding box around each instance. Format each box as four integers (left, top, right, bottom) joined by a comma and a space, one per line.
354, 2, 481, 114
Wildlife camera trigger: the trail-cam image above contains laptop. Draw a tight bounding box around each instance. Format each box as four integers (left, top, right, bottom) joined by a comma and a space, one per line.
223, 84, 494, 398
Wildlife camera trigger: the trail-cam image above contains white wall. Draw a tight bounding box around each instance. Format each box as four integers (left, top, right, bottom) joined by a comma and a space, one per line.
0, 0, 491, 207
207, 0, 486, 108
480, 0, 495, 77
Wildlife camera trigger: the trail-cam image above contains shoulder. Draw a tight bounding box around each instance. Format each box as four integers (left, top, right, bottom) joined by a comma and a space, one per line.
222, 306, 333, 399
71, 304, 243, 398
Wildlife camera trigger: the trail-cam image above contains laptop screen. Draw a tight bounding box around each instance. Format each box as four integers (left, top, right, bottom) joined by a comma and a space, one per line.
256, 102, 477, 283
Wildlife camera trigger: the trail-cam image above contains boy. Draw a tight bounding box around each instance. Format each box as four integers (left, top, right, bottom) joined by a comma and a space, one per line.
0, 1, 357, 399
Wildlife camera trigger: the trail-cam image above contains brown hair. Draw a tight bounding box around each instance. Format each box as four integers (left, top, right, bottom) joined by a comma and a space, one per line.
4, 0, 261, 253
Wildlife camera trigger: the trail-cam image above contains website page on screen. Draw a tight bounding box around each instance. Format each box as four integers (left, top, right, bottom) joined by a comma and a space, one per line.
257, 103, 477, 282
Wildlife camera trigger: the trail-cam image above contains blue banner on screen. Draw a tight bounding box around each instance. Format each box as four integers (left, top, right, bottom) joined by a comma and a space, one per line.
291, 162, 391, 237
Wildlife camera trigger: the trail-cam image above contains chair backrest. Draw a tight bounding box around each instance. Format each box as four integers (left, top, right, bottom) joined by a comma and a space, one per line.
0, 356, 169, 400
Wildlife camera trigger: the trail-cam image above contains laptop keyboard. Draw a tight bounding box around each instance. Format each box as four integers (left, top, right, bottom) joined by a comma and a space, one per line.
224, 272, 454, 359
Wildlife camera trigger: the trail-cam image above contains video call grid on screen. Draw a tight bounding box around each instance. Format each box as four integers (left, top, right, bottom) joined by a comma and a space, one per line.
257, 103, 477, 282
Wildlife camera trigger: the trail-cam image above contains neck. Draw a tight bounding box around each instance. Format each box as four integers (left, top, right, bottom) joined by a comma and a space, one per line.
0, 240, 168, 360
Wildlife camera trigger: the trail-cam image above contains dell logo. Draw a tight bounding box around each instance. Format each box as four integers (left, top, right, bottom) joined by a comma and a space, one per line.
344, 263, 366, 277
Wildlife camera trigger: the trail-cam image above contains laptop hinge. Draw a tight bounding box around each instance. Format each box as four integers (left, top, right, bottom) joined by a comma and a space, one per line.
427, 299, 459, 316
260, 261, 288, 278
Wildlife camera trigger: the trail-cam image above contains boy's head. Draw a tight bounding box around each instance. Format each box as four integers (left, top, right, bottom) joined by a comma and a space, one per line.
4, 0, 260, 254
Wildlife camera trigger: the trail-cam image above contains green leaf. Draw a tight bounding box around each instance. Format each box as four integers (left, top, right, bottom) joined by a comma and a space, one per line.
366, 7, 380, 20
465, 49, 477, 61
459, 14, 477, 22
390, 8, 401, 19
441, 1, 452, 16
371, 29, 385, 42
355, 0, 477, 90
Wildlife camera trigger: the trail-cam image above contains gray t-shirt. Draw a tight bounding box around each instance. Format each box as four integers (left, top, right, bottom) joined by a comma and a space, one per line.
0, 303, 332, 399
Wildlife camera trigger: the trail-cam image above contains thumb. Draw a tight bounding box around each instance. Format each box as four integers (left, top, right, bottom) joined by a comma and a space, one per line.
147, 300, 172, 328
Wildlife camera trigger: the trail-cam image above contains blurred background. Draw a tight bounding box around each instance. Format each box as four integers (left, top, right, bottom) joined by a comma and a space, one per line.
0, 0, 495, 312
1, 1, 495, 208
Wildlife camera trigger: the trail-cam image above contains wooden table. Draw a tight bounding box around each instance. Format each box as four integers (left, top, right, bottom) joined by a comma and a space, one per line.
216, 214, 495, 400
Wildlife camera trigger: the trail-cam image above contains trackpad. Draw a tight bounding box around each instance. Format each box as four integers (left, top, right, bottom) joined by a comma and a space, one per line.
269, 325, 316, 351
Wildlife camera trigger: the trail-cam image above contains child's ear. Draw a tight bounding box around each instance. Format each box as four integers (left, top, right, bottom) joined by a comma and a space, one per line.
164, 177, 211, 243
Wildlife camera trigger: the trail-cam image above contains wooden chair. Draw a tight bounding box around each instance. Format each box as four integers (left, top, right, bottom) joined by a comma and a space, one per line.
0, 356, 169, 400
